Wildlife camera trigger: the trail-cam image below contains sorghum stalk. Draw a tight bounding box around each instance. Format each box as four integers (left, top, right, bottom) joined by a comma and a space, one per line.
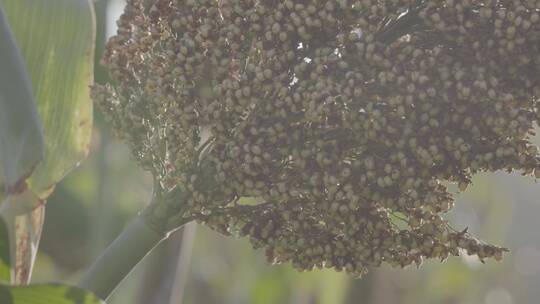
78, 187, 191, 299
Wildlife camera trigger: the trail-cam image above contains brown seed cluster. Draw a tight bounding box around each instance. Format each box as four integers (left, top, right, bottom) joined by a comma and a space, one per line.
93, 0, 540, 276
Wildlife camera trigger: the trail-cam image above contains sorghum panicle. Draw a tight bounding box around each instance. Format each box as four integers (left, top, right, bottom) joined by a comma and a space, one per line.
93, 0, 540, 277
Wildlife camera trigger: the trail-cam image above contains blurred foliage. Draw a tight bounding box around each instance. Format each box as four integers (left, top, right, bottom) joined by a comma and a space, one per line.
0, 218, 10, 282
30, 1, 540, 304
0, 283, 104, 304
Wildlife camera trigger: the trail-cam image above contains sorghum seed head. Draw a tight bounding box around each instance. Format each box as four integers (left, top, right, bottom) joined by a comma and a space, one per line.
94, 0, 540, 277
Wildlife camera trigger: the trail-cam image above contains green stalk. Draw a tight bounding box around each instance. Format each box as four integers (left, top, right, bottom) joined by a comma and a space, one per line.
78, 214, 167, 300
78, 156, 208, 299
78, 183, 193, 300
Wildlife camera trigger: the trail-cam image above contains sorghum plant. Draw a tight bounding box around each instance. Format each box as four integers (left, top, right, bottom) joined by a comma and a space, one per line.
93, 0, 540, 282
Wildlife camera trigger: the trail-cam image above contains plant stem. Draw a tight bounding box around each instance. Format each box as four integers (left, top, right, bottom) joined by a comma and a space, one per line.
77, 214, 167, 300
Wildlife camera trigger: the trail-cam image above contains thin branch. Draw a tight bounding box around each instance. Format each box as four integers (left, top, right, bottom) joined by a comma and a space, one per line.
375, 6, 426, 45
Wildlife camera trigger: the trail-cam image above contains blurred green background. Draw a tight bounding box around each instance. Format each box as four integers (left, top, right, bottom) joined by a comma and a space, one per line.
30, 1, 540, 303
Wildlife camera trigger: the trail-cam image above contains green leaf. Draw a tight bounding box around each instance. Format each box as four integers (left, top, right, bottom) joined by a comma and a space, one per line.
0, 6, 44, 196
0, 0, 95, 284
0, 283, 105, 304
0, 217, 10, 282
0, 0, 95, 199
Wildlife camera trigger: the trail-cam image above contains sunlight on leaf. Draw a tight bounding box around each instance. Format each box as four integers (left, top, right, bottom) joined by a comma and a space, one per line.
0, 6, 44, 199
0, 0, 95, 199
